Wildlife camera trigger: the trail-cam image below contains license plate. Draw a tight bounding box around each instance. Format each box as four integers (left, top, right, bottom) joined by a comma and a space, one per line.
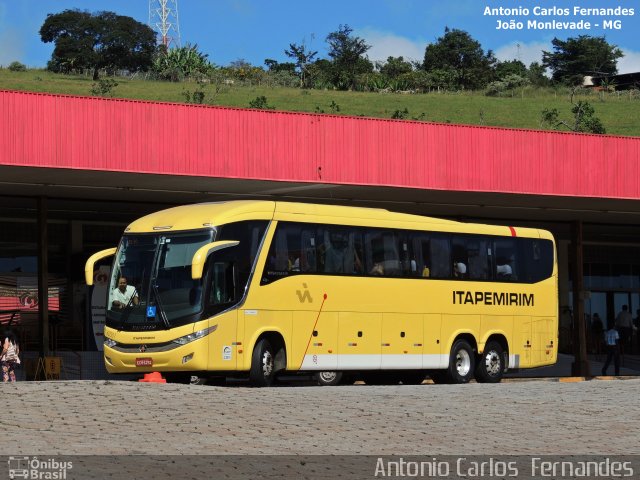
136, 358, 153, 367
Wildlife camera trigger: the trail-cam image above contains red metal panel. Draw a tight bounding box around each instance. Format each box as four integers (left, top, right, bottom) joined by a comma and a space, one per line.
1, 89, 640, 200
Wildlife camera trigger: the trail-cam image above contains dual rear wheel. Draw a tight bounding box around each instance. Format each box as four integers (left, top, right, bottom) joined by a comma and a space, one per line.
430, 340, 505, 384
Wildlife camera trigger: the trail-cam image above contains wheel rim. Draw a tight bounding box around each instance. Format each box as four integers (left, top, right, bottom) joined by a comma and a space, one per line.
455, 349, 471, 377
484, 350, 502, 376
262, 350, 274, 378
319, 371, 337, 383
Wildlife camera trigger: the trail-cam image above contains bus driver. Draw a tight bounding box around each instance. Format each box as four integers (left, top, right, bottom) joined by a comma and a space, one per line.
112, 276, 139, 309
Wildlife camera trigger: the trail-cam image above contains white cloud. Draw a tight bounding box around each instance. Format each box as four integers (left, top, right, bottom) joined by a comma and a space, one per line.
494, 41, 549, 67
357, 28, 426, 64
618, 48, 640, 74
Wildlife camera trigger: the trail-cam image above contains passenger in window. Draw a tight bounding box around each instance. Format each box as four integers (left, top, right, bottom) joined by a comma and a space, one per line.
422, 264, 430, 277
325, 231, 361, 274
370, 262, 385, 276
288, 255, 300, 272
453, 262, 466, 278
496, 264, 512, 278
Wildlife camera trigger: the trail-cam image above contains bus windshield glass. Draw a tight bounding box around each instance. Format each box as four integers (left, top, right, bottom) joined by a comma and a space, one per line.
106, 230, 214, 330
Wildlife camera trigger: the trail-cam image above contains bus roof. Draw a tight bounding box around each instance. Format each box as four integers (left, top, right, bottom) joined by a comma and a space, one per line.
124, 200, 551, 240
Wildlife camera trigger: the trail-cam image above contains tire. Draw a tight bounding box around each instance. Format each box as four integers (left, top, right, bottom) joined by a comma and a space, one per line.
475, 341, 505, 383
249, 339, 275, 387
446, 339, 475, 384
316, 371, 343, 386
190, 375, 208, 385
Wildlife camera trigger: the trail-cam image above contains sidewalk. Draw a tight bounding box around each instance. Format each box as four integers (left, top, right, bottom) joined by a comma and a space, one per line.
506, 353, 640, 378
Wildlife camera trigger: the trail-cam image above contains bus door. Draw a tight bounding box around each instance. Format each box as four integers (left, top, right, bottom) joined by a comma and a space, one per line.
381, 313, 423, 369
532, 316, 555, 365
338, 312, 382, 370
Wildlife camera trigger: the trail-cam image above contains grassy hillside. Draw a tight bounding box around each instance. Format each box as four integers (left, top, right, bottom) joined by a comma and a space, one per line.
2, 69, 639, 137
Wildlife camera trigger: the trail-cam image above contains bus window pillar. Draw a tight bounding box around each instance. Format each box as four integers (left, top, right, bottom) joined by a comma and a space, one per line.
570, 220, 590, 377
38, 196, 50, 358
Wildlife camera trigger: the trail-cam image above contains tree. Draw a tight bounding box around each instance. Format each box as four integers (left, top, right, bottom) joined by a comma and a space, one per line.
542, 35, 623, 85
540, 89, 606, 134
40, 9, 156, 80
378, 56, 413, 79
527, 61, 549, 87
326, 25, 372, 90
284, 42, 317, 88
264, 59, 296, 74
423, 28, 496, 90
494, 59, 527, 79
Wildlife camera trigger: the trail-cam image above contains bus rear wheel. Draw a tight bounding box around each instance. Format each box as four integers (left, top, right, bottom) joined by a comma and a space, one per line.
475, 341, 505, 383
446, 339, 475, 384
249, 339, 275, 387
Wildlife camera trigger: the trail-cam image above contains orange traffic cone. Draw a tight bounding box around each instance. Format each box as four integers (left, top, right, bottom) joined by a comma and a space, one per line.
138, 371, 166, 383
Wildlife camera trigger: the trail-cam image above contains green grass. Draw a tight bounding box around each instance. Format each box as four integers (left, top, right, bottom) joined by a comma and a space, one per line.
2, 69, 639, 137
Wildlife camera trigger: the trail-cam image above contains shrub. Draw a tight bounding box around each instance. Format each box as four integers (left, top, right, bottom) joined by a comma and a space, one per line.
8, 61, 27, 72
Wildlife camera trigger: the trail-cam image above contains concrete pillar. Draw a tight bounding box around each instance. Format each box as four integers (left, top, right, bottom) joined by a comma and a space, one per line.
571, 220, 590, 376
37, 197, 49, 357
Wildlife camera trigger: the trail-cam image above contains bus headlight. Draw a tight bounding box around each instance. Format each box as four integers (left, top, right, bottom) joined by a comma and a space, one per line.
104, 338, 117, 348
172, 325, 218, 346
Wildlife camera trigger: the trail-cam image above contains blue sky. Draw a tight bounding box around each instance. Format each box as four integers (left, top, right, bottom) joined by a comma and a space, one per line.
1, 0, 639, 73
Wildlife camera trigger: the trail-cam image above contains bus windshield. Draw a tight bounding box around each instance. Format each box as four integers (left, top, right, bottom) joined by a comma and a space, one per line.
106, 230, 214, 330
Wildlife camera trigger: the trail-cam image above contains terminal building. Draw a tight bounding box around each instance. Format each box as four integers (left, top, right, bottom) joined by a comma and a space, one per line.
1, 89, 639, 377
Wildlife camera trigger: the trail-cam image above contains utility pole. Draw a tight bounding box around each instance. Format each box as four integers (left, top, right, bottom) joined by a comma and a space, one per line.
149, 0, 181, 48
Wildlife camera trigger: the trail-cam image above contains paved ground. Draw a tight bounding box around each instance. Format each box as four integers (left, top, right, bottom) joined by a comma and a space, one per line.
1, 377, 639, 456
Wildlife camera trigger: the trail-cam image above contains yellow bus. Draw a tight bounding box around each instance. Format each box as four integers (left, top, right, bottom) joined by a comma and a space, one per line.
85, 201, 558, 386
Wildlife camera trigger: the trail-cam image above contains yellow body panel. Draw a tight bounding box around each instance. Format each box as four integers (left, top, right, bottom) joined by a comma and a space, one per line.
98, 200, 558, 375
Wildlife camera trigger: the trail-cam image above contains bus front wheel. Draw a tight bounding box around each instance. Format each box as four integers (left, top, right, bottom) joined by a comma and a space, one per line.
249, 339, 275, 387
447, 339, 475, 384
475, 341, 505, 383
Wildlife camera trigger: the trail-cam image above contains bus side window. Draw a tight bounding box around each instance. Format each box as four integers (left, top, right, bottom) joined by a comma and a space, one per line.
522, 238, 554, 282
322, 226, 360, 274
495, 238, 518, 281
429, 236, 451, 278
364, 230, 401, 276
451, 237, 468, 279
300, 229, 317, 273
467, 237, 489, 280
271, 228, 289, 272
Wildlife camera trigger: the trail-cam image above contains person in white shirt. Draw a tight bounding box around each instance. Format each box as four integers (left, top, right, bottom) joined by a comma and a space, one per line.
111, 277, 139, 309
602, 321, 620, 376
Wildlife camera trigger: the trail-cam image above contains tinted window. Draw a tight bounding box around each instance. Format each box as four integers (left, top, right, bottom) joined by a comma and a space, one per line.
521, 238, 554, 283
206, 221, 268, 314
261, 221, 553, 285
494, 238, 518, 282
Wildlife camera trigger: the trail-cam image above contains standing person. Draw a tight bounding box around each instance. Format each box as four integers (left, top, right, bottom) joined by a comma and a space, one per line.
1, 330, 20, 382
591, 313, 604, 353
615, 305, 633, 352
111, 276, 139, 309
601, 321, 620, 376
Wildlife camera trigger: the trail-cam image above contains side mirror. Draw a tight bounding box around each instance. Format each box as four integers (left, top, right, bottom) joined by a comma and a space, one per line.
85, 248, 117, 285
191, 240, 239, 280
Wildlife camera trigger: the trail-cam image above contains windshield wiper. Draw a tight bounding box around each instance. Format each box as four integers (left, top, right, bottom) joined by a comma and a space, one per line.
152, 283, 171, 329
